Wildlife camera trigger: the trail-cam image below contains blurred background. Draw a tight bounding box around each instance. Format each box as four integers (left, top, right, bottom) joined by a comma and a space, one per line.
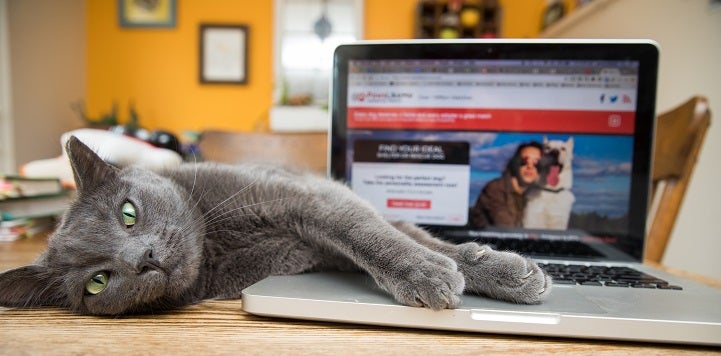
0, 0, 719, 278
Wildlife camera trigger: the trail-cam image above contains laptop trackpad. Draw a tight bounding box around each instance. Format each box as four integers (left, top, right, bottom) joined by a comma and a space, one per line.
460, 285, 606, 315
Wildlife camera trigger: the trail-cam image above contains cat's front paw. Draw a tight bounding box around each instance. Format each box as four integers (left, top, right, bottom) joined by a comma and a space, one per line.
457, 243, 551, 304
376, 251, 465, 310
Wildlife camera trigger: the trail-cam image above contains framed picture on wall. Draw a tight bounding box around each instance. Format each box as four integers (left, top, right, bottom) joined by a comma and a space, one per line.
199, 24, 249, 85
118, 0, 177, 28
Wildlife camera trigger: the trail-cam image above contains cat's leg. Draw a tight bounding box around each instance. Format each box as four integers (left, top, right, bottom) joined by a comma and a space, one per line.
391, 222, 552, 304
301, 184, 465, 310
329, 219, 465, 310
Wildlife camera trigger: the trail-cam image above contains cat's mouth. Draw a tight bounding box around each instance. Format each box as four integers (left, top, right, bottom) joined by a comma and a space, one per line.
127, 246, 171, 277
138, 258, 165, 275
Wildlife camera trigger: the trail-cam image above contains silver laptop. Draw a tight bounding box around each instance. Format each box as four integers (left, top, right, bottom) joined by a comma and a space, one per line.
242, 39, 721, 346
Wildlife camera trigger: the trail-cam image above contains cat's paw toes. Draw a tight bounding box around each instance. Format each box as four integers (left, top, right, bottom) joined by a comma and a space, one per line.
394, 265, 465, 310
379, 253, 465, 310
459, 243, 552, 304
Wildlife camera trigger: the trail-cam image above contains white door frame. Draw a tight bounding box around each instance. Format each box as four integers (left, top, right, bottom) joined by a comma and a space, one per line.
0, 0, 15, 174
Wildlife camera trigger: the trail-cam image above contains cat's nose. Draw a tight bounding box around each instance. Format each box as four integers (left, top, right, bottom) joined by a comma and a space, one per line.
136, 248, 162, 274
121, 246, 162, 274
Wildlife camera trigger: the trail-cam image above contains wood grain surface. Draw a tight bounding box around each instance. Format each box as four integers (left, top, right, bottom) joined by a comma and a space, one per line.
1, 233, 719, 355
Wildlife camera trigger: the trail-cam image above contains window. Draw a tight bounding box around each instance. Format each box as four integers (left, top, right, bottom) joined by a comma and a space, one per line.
272, 0, 363, 131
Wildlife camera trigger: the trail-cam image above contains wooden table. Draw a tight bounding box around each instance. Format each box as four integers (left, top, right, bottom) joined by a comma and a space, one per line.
1, 233, 719, 355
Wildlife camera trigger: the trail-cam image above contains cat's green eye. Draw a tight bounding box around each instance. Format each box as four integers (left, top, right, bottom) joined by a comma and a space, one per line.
121, 202, 137, 227
85, 272, 109, 295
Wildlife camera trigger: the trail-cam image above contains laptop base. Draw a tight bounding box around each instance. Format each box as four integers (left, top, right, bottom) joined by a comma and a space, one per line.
242, 271, 721, 346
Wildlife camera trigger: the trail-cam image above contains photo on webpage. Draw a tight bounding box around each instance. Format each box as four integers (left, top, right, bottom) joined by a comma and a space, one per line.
347, 129, 633, 245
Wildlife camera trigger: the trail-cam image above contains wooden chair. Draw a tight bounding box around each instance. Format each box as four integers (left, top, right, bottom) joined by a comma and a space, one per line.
197, 130, 328, 174
645, 96, 711, 263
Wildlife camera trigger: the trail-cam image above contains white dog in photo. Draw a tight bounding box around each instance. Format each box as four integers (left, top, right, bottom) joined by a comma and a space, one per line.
523, 136, 576, 230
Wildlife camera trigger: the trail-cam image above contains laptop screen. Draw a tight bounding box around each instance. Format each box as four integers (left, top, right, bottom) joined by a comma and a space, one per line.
330, 40, 659, 262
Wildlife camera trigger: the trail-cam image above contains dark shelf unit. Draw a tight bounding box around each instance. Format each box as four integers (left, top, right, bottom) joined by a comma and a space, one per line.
415, 0, 501, 39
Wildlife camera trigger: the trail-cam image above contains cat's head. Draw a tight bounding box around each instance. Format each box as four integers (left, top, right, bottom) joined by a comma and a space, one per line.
0, 137, 205, 315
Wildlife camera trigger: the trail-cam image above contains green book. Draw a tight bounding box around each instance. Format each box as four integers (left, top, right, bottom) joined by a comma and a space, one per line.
0, 175, 64, 200
0, 190, 74, 221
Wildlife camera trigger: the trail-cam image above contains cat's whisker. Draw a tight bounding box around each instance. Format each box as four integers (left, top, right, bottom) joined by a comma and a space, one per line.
175, 202, 260, 237
184, 161, 200, 206
179, 181, 260, 232
187, 183, 212, 215
237, 197, 289, 210
196, 187, 286, 224
199, 198, 288, 229
178, 177, 275, 234
180, 187, 211, 230
180, 205, 274, 240
200, 177, 263, 219
181, 212, 256, 235
199, 229, 252, 238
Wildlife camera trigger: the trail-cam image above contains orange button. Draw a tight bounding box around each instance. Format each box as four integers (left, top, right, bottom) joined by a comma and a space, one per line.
387, 199, 431, 209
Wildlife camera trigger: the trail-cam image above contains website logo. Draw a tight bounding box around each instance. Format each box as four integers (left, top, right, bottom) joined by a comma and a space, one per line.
351, 91, 413, 103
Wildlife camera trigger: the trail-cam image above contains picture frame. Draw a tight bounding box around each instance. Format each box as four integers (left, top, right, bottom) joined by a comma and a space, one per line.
199, 24, 249, 85
118, 0, 177, 28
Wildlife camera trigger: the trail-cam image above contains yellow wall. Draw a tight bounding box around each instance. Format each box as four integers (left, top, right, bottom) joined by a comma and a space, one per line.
85, 0, 576, 135
86, 0, 273, 134
364, 0, 417, 39
501, 0, 577, 38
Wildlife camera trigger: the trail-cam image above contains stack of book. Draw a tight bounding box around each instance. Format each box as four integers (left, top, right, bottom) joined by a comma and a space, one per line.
0, 175, 74, 241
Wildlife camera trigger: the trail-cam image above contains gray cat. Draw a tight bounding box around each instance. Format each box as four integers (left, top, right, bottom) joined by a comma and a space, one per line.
0, 137, 551, 315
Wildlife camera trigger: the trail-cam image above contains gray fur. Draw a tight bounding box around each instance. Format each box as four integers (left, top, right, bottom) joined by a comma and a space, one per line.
0, 137, 551, 315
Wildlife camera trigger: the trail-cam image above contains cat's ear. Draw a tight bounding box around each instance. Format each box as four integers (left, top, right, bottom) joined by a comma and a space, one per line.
66, 136, 119, 194
0, 265, 67, 308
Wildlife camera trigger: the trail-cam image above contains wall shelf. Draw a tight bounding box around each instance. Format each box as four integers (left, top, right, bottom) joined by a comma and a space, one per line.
415, 0, 501, 39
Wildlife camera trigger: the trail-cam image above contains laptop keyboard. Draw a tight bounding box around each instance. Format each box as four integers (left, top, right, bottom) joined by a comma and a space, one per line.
471, 237, 604, 258
538, 263, 683, 290
465, 237, 683, 289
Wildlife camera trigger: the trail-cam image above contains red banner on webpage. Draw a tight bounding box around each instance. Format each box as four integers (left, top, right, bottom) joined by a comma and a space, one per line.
347, 107, 635, 134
